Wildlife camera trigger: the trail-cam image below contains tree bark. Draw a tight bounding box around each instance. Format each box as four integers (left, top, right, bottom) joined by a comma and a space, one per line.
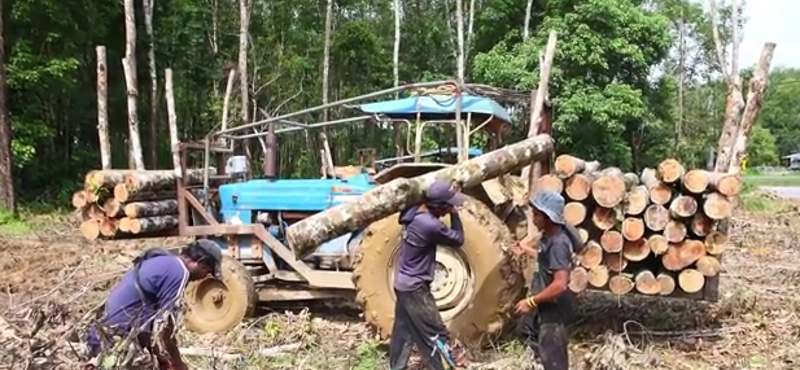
165, 69, 181, 176
238, 0, 251, 125
0, 0, 12, 212
591, 167, 627, 208
677, 8, 684, 142
580, 240, 603, 269
123, 0, 145, 170
123, 168, 216, 193
657, 158, 684, 183
96, 46, 111, 170
564, 202, 586, 227
625, 185, 649, 215
85, 170, 139, 192
393, 0, 401, 95
682, 170, 709, 194
656, 272, 675, 296
703, 192, 733, 220
644, 204, 670, 231
727, 42, 777, 174
669, 195, 698, 219
113, 185, 177, 203
623, 238, 649, 262
640, 168, 671, 205
126, 215, 179, 234
525, 32, 557, 196
678, 269, 704, 293
523, 0, 533, 40
287, 134, 555, 257
708, 172, 741, 197
696, 255, 721, 277
647, 234, 669, 256
609, 274, 634, 295
322, 0, 334, 122
465, 0, 476, 63
568, 267, 588, 293
124, 199, 179, 218
143, 0, 158, 168
592, 207, 617, 231
621, 217, 644, 241
635, 270, 660, 295
662, 240, 705, 271
601, 230, 623, 253
588, 265, 609, 288
455, 0, 465, 82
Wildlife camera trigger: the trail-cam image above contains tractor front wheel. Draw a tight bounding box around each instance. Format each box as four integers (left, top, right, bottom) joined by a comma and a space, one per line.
183, 255, 257, 333
352, 195, 526, 346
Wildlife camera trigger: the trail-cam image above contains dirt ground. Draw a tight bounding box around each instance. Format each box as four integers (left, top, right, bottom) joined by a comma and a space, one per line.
0, 191, 798, 369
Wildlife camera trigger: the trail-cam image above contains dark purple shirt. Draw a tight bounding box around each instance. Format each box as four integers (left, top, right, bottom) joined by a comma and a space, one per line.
394, 205, 464, 292
87, 255, 189, 352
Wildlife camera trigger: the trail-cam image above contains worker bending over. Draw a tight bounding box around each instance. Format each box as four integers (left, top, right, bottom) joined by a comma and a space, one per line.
389, 180, 467, 370
85, 239, 223, 370
512, 190, 576, 370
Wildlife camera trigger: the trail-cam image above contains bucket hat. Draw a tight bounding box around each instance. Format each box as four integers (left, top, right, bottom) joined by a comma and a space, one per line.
528, 190, 565, 225
193, 238, 223, 280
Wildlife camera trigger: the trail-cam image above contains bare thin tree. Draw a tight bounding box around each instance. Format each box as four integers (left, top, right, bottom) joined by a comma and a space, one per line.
322, 0, 334, 122
456, 0, 465, 82
96, 46, 111, 170
144, 0, 158, 168
393, 0, 403, 157
523, 0, 533, 40
123, 0, 145, 170
238, 0, 251, 125
0, 0, 15, 212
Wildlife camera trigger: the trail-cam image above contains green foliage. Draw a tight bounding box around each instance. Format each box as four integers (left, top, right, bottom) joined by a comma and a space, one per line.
756, 68, 800, 157
351, 339, 384, 370
747, 125, 779, 166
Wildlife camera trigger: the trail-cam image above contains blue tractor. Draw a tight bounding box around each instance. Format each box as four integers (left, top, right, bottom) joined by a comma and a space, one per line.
176, 81, 553, 345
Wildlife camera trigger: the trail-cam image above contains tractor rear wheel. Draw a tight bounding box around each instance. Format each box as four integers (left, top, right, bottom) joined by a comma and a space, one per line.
183, 255, 257, 333
352, 195, 526, 346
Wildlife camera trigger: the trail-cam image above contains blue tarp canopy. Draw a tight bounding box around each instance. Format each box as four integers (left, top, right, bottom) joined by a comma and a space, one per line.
358, 94, 513, 124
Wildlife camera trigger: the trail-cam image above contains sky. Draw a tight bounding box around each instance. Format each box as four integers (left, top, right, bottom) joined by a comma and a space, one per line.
698, 0, 799, 69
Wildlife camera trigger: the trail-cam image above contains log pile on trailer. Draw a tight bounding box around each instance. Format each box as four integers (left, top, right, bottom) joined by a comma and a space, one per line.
72, 168, 212, 240
550, 155, 739, 298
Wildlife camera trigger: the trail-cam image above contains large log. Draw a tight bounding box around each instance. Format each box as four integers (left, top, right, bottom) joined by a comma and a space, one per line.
287, 134, 555, 257
634, 270, 660, 295
640, 168, 672, 205
114, 185, 179, 203
103, 198, 124, 218
644, 204, 670, 231
100, 217, 120, 237
80, 219, 101, 240
696, 255, 721, 277
621, 217, 644, 241
625, 185, 649, 215
609, 274, 634, 295
678, 269, 705, 293
647, 235, 669, 256
600, 230, 623, 253
124, 199, 179, 218
705, 231, 729, 255
708, 172, 742, 197
592, 167, 627, 208
656, 273, 676, 296
623, 238, 649, 262
554, 155, 600, 178
703, 192, 733, 220
84, 170, 138, 192
605, 252, 627, 272
588, 265, 609, 288
663, 220, 687, 243
564, 202, 586, 227
690, 213, 714, 237
126, 215, 179, 234
669, 195, 698, 219
123, 168, 216, 193
577, 227, 589, 245
535, 174, 563, 194
592, 207, 618, 231
657, 158, 685, 183
568, 267, 589, 293
682, 170, 710, 194
662, 240, 705, 271
565, 174, 593, 201
580, 240, 603, 269
72, 190, 89, 209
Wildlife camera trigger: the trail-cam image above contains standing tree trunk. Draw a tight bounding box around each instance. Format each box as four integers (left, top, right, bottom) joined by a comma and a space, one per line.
465, 0, 476, 62
0, 0, 13, 213
392, 0, 402, 157
123, 0, 145, 170
144, 0, 158, 168
455, 0, 465, 82
523, 0, 533, 40
238, 0, 251, 125
322, 0, 334, 124
210, 0, 219, 54
677, 9, 684, 142
96, 46, 111, 170
165, 69, 181, 177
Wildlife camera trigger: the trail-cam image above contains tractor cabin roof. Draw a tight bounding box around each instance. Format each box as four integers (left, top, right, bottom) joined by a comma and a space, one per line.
357, 94, 513, 134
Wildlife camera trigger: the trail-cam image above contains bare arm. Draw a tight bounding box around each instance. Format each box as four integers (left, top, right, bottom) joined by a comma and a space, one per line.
532, 269, 569, 304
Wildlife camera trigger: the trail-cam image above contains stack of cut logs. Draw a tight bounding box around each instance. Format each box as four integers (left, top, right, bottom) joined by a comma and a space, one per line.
538, 155, 739, 297
72, 169, 211, 240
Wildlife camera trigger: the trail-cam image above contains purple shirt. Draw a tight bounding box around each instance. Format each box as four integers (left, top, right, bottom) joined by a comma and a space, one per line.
87, 255, 188, 352
394, 205, 464, 292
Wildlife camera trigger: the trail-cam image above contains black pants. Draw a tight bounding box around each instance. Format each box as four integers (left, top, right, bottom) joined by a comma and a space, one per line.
389, 286, 456, 370
517, 311, 569, 370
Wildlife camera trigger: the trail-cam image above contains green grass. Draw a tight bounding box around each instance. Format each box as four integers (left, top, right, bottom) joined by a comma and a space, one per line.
743, 173, 800, 187
739, 182, 795, 214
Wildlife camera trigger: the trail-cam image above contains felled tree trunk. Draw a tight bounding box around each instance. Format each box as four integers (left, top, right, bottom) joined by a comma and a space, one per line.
640, 168, 672, 205
123, 168, 215, 193
601, 230, 623, 253
705, 231, 728, 255
81, 219, 101, 240
535, 174, 563, 194
663, 220, 687, 243
678, 269, 705, 293
592, 167, 627, 208
588, 265, 609, 288
696, 255, 721, 277
72, 191, 89, 208
126, 215, 179, 234
625, 185, 649, 215
564, 202, 586, 227
682, 170, 709, 194
592, 207, 617, 231
85, 170, 138, 192
287, 134, 555, 258
621, 217, 644, 241
577, 228, 589, 245
623, 238, 649, 262
580, 241, 603, 269
634, 270, 660, 295
644, 204, 670, 231
100, 217, 120, 237
609, 274, 634, 295
124, 199, 179, 218
114, 185, 177, 203
565, 174, 593, 201
554, 155, 600, 178
605, 252, 627, 272
103, 198, 124, 218
703, 192, 733, 220
657, 158, 684, 183
691, 213, 714, 237
708, 173, 742, 197
662, 240, 705, 271
568, 267, 588, 293
657, 273, 675, 295
647, 235, 669, 256
669, 195, 698, 219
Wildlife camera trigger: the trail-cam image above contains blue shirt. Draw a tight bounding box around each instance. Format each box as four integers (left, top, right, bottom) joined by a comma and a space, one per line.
394, 205, 464, 292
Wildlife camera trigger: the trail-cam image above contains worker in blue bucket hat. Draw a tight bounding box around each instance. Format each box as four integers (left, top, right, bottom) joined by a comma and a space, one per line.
511, 190, 577, 370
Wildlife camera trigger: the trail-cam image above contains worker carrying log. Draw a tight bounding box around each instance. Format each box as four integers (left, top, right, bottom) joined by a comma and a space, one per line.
389, 180, 467, 370
512, 190, 575, 370
84, 240, 223, 370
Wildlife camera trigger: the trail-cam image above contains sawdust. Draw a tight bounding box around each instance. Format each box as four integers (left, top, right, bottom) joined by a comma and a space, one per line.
0, 196, 798, 369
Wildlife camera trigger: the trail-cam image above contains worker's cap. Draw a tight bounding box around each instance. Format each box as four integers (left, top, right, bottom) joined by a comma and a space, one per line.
192, 239, 223, 280
426, 180, 465, 206
528, 190, 565, 225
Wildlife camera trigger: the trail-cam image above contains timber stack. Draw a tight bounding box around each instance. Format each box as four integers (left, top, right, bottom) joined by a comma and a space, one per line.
552, 155, 739, 298
72, 168, 213, 241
